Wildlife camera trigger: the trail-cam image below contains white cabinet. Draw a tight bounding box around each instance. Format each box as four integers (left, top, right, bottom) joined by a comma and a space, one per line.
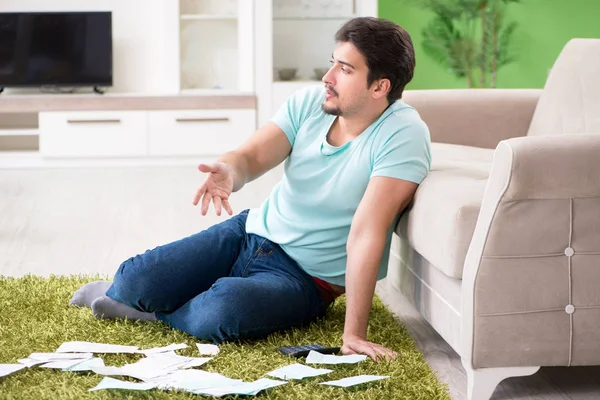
147, 109, 255, 156
39, 111, 147, 157
38, 108, 256, 158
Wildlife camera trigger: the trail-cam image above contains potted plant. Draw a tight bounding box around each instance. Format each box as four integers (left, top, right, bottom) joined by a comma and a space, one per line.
406, 0, 519, 88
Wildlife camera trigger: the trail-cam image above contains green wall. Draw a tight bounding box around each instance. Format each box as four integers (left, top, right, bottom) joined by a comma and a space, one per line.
379, 0, 600, 90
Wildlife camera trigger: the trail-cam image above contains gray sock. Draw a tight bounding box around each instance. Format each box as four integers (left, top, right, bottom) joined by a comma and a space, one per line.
69, 281, 112, 307
91, 296, 157, 322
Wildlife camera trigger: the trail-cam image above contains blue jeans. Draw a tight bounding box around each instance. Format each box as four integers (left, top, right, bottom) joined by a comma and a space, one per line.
105, 210, 332, 343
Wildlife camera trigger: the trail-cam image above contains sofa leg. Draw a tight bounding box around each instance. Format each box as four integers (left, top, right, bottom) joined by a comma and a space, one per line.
463, 362, 540, 400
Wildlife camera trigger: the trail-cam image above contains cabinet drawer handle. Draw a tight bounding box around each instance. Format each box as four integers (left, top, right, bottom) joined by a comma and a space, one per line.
175, 117, 229, 123
67, 119, 121, 124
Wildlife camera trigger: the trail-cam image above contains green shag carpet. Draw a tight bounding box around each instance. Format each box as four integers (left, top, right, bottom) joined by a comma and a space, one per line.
0, 275, 450, 400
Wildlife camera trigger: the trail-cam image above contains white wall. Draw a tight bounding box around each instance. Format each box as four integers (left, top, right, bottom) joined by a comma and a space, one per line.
1, 0, 179, 94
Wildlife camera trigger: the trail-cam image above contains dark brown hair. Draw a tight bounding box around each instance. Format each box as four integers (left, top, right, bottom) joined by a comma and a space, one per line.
335, 17, 415, 103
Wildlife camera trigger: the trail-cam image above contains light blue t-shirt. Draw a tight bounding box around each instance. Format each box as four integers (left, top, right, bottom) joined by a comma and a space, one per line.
245, 86, 431, 286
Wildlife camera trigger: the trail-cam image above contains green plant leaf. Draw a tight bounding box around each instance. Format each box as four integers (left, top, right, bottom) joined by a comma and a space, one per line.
403, 0, 520, 87
422, 12, 465, 75
497, 20, 518, 67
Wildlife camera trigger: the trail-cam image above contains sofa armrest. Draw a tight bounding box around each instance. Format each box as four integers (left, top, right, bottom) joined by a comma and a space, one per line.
461, 133, 600, 369
402, 89, 541, 149
495, 133, 600, 200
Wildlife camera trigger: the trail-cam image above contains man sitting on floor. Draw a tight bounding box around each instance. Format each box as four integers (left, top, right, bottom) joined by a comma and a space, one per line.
70, 17, 431, 361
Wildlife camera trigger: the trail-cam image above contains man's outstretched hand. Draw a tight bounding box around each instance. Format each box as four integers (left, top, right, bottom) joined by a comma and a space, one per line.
193, 162, 235, 216
341, 334, 398, 362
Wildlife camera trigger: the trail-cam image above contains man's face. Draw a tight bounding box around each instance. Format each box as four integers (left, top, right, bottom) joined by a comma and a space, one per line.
321, 41, 373, 117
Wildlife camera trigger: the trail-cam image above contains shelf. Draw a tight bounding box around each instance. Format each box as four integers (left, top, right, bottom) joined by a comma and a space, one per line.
179, 88, 253, 96
180, 14, 237, 21
273, 80, 323, 85
273, 16, 356, 21
0, 94, 256, 112
0, 129, 39, 137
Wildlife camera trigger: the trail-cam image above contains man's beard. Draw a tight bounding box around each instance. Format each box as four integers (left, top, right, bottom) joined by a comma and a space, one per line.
321, 102, 342, 116
322, 86, 342, 115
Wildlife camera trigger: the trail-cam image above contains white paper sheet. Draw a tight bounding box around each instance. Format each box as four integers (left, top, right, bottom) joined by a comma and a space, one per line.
88, 377, 158, 392
151, 369, 243, 391
194, 378, 287, 397
91, 352, 211, 382
56, 341, 139, 354
196, 343, 220, 356
125, 354, 190, 377
137, 343, 188, 355
91, 366, 123, 376
305, 350, 367, 365
40, 359, 94, 370
18, 358, 50, 368
37, 357, 104, 372
320, 375, 390, 387
92, 359, 179, 381
181, 357, 213, 369
266, 363, 333, 380
0, 364, 26, 378
64, 358, 105, 372
147, 351, 212, 369
28, 352, 93, 362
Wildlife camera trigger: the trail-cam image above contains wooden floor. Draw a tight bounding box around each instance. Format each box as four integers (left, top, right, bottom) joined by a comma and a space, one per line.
2, 165, 600, 399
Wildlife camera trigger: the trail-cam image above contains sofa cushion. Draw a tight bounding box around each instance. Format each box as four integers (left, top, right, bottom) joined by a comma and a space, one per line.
396, 143, 494, 279
527, 39, 600, 136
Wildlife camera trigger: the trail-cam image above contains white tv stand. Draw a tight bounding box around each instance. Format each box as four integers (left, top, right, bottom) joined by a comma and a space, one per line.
0, 93, 256, 169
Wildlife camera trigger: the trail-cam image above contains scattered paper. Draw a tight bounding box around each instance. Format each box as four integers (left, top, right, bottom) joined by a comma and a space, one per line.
130, 353, 193, 375
20, 352, 92, 367
18, 358, 51, 368
196, 343, 220, 356
147, 351, 213, 369
137, 343, 188, 355
181, 357, 213, 369
41, 359, 94, 370
320, 375, 390, 387
152, 369, 243, 391
9, 341, 388, 396
92, 360, 177, 381
92, 352, 212, 382
266, 363, 333, 380
56, 341, 138, 354
91, 366, 124, 376
194, 378, 288, 397
65, 358, 105, 372
0, 364, 26, 378
305, 350, 367, 365
28, 352, 93, 362
89, 377, 158, 392
40, 357, 105, 372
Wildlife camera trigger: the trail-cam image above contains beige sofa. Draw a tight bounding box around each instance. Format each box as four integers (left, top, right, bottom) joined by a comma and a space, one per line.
388, 38, 600, 400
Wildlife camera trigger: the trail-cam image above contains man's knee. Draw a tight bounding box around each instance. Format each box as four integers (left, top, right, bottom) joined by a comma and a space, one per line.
185, 300, 241, 343
111, 255, 157, 309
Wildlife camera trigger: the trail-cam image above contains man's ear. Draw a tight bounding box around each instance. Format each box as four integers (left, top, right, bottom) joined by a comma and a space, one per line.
372, 78, 391, 100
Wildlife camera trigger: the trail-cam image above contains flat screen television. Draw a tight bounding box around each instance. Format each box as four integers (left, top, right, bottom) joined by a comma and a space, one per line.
0, 11, 112, 89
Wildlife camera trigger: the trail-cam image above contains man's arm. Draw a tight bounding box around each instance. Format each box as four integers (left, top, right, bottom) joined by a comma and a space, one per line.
219, 121, 292, 192
343, 176, 418, 361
